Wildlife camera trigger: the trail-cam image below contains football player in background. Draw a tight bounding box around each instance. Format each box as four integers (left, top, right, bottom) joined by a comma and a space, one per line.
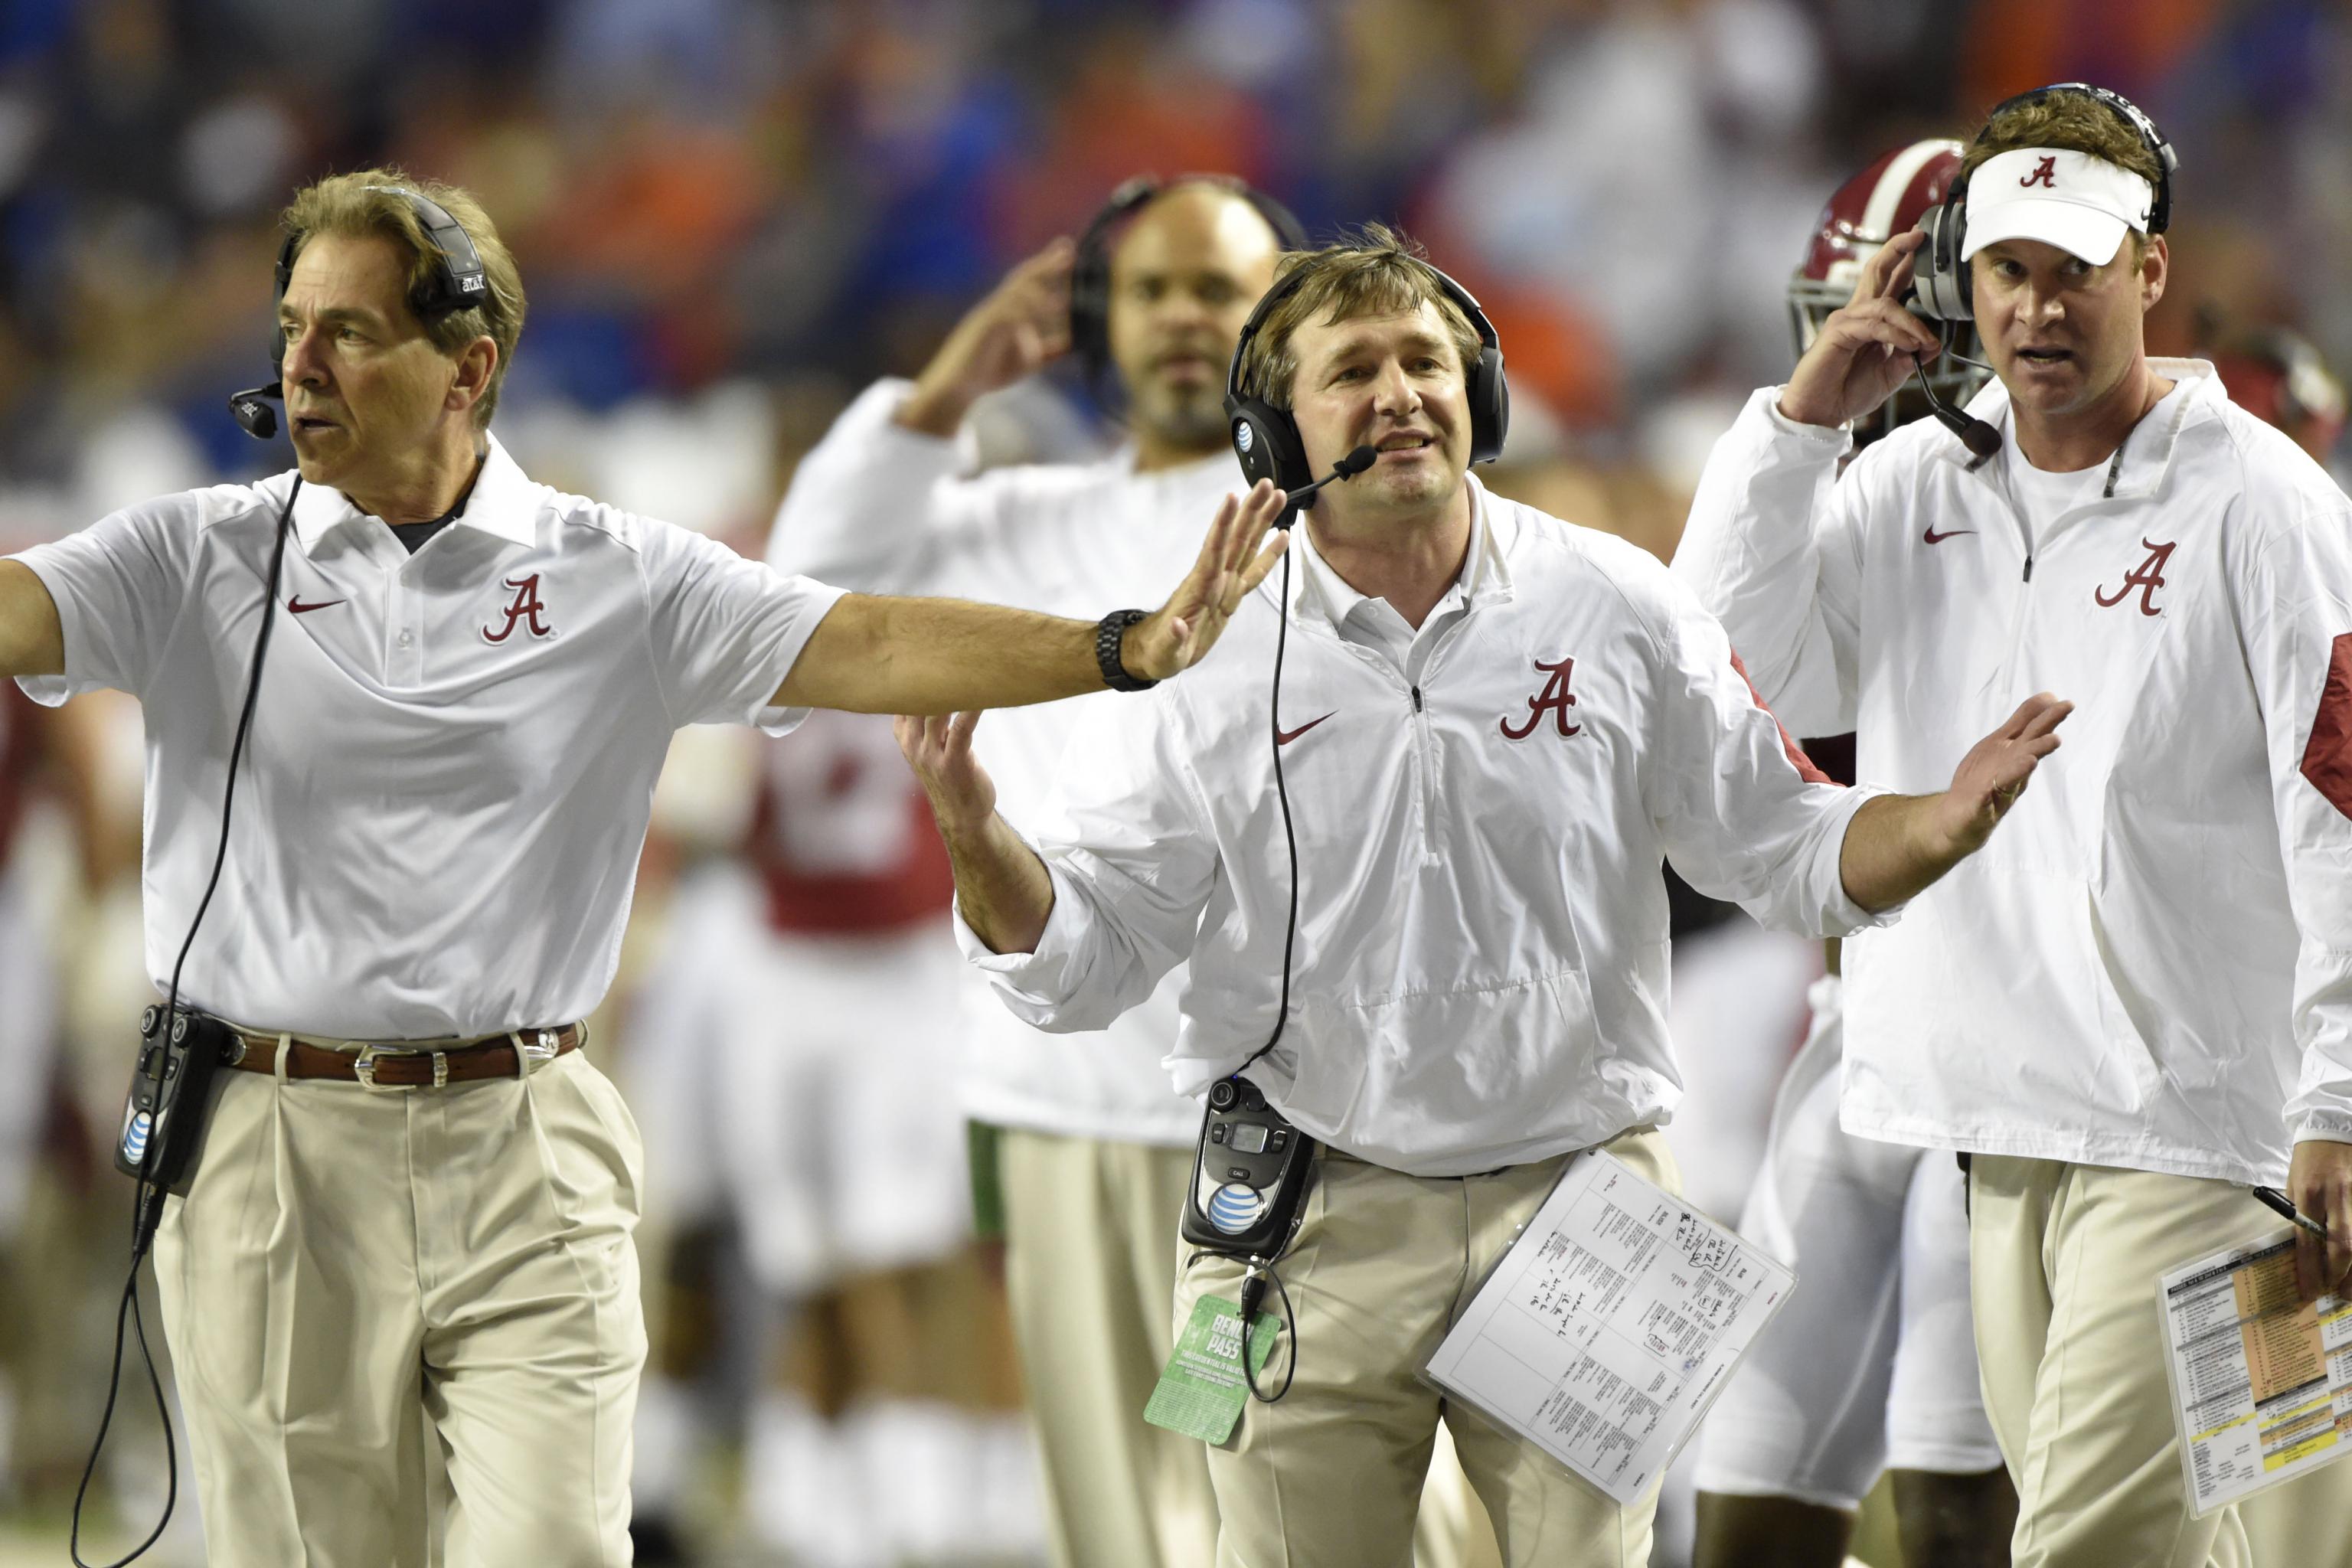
1690, 142, 2017, 1568
0, 685, 101, 1517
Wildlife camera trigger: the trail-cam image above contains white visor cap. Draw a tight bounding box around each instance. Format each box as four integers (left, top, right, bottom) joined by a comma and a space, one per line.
1961, 147, 2154, 267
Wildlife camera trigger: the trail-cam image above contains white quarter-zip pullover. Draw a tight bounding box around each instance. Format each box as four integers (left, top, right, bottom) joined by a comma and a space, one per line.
963, 479, 1889, 1177
769, 378, 1239, 1145
11, 436, 844, 1038
1674, 361, 2352, 1185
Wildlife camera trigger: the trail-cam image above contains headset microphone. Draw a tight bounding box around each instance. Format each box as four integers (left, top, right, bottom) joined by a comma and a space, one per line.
228, 384, 282, 441
1910, 347, 2001, 459
1279, 445, 1376, 520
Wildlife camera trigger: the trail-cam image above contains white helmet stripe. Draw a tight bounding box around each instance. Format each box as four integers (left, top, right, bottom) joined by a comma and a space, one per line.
1860, 139, 1954, 244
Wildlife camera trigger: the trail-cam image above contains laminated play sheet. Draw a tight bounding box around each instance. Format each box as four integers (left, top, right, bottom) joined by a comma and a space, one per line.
2159, 1231, 2352, 1515
1423, 1150, 1794, 1505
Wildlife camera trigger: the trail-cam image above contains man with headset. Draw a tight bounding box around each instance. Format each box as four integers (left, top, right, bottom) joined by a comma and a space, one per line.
772, 174, 1495, 1568
1674, 84, 2352, 1566
898, 224, 2070, 1566
0, 168, 1283, 1568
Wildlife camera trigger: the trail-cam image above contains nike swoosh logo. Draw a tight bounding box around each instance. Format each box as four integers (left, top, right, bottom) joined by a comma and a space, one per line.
1275, 712, 1334, 746
1922, 527, 1978, 544
288, 598, 347, 615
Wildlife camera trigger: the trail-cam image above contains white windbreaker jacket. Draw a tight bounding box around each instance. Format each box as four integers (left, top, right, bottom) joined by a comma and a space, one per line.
769, 378, 1240, 1145
1674, 361, 2352, 1185
965, 481, 1890, 1178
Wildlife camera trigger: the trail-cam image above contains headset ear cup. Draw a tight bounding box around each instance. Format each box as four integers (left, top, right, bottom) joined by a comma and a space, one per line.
1468, 346, 1509, 465
1225, 397, 1309, 493
1069, 262, 1109, 392
1913, 201, 1972, 323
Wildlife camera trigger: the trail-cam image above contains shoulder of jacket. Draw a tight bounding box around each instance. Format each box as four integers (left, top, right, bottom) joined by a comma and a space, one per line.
2194, 399, 2350, 528
1503, 500, 1687, 638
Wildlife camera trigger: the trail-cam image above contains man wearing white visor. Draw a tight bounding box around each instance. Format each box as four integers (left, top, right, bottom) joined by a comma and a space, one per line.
1676, 84, 2352, 1567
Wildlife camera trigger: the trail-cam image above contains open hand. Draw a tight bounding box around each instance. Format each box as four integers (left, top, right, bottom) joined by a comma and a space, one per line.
1779, 231, 1945, 430
897, 240, 1077, 437
895, 710, 995, 835
1930, 692, 2073, 857
1119, 480, 1292, 681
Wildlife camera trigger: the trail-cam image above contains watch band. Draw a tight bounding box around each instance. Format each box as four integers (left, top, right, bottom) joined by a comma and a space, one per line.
1096, 609, 1157, 691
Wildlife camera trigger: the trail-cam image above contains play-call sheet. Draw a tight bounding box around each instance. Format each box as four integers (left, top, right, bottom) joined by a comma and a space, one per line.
2160, 1232, 2352, 1514
1423, 1150, 1795, 1505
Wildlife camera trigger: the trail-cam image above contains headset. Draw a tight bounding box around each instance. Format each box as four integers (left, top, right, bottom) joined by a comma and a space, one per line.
1067, 174, 1308, 402
1223, 254, 1509, 504
1911, 82, 2177, 325
230, 186, 491, 439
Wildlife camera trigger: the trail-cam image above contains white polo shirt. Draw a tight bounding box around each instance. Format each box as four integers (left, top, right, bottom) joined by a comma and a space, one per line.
11, 435, 844, 1040
963, 479, 1890, 1177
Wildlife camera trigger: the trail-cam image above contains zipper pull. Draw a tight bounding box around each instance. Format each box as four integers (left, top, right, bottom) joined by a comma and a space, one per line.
2023, 557, 2034, 583
1411, 686, 1424, 713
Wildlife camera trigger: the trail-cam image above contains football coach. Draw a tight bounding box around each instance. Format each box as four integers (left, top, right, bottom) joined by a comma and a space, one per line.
1674, 83, 2352, 1567
0, 168, 1285, 1568
898, 226, 2070, 1567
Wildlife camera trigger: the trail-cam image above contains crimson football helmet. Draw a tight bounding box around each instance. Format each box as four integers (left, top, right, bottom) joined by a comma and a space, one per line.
1791, 139, 1991, 445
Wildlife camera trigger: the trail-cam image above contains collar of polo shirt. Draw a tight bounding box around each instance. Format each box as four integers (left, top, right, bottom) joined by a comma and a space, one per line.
292, 434, 538, 550
1285, 475, 1512, 630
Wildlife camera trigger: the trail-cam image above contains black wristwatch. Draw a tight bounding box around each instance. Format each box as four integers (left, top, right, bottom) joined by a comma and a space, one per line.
1095, 609, 1157, 692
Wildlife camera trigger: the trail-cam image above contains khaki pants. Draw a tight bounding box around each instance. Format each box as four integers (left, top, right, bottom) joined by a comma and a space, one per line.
153, 1048, 646, 1568
1968, 1155, 2259, 1568
1174, 1129, 1675, 1568
1001, 1129, 1222, 1568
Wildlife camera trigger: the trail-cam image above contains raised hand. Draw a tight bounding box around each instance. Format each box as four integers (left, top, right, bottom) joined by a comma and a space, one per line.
1932, 692, 2074, 856
895, 710, 995, 835
1119, 480, 1292, 682
897, 239, 1078, 437
1779, 230, 1946, 430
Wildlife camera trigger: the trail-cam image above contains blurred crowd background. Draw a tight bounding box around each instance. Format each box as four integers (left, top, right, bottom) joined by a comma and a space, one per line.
0, 0, 2347, 1564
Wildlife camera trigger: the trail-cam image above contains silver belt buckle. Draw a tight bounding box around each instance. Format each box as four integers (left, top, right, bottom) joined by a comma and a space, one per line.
352, 1043, 449, 1092
515, 1029, 560, 1077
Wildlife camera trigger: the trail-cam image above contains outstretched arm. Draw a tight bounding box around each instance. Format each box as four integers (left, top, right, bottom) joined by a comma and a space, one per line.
0, 562, 64, 679
776, 480, 1288, 714
1838, 693, 2073, 910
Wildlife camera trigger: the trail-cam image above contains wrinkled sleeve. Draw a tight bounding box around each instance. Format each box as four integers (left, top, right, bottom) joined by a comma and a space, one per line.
1673, 387, 1867, 737
11, 499, 198, 704
766, 377, 1069, 599
639, 514, 848, 734
956, 687, 1220, 1033
1644, 572, 1894, 938
2242, 503, 2352, 1144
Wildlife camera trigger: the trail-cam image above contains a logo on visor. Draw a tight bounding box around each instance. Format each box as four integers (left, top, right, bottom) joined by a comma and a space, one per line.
2020, 155, 2059, 189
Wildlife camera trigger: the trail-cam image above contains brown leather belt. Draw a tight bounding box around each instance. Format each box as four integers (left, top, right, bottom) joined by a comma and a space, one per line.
224, 1024, 584, 1089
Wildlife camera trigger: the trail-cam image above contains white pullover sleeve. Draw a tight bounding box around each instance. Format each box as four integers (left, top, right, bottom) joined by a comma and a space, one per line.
957, 688, 1221, 1033
2242, 498, 2352, 1145
1644, 572, 1891, 939
764, 378, 1070, 597
1673, 387, 1867, 738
